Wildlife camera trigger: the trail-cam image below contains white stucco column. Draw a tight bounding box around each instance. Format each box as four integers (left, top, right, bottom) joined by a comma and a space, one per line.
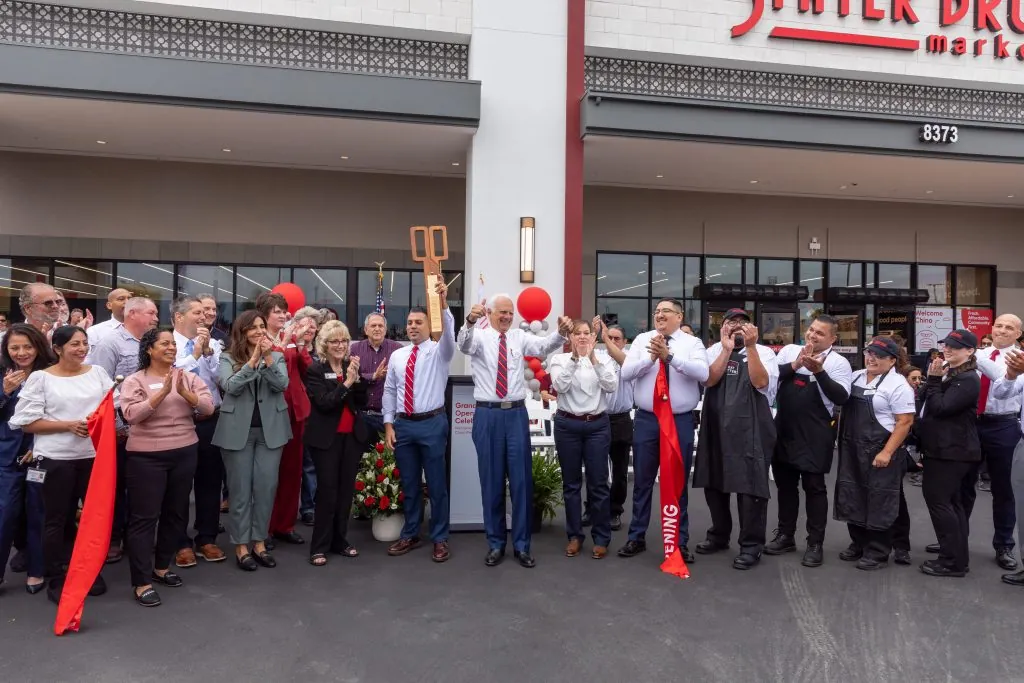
464, 0, 567, 323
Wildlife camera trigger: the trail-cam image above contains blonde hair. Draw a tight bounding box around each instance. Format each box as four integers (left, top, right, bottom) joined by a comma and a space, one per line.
315, 320, 352, 359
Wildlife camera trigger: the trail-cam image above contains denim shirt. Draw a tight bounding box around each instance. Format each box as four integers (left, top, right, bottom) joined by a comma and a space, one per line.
0, 387, 32, 469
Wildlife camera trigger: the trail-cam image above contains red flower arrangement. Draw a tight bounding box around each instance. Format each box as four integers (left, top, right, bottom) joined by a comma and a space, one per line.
354, 437, 404, 519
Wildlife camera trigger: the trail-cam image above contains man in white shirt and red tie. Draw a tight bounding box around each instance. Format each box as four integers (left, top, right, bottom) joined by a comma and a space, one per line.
382, 281, 456, 562
616, 299, 709, 563
458, 294, 571, 568
938, 313, 1022, 571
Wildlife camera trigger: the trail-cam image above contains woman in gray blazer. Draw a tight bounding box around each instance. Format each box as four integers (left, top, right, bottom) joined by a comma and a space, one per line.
212, 310, 291, 572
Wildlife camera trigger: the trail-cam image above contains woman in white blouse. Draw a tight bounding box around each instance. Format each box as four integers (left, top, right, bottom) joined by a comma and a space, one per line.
548, 319, 619, 559
10, 325, 113, 603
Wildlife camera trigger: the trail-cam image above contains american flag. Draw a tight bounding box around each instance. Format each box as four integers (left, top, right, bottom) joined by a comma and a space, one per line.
374, 267, 386, 316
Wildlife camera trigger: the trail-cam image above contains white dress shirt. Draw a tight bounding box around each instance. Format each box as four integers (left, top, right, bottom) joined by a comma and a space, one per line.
622, 329, 708, 414
707, 343, 780, 405
173, 329, 223, 409
547, 352, 618, 416
457, 324, 566, 402
598, 349, 635, 414
86, 318, 122, 351
851, 369, 917, 433
991, 373, 1024, 426
975, 346, 1023, 415
383, 308, 456, 424
775, 344, 853, 416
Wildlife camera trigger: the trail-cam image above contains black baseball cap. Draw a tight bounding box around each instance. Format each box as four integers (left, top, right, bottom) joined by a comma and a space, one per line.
865, 336, 900, 358
941, 329, 978, 350
723, 308, 751, 322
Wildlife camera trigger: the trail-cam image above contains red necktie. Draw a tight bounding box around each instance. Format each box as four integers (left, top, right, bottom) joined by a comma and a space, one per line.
496, 333, 508, 399
403, 344, 419, 414
977, 348, 999, 415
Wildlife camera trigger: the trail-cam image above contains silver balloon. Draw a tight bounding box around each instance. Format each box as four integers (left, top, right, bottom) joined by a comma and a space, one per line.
529, 320, 543, 333
519, 321, 530, 330
533, 390, 542, 401
528, 378, 541, 391
541, 320, 549, 331
524, 369, 535, 381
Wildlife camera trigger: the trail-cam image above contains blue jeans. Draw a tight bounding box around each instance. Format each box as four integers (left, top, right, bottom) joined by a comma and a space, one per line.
628, 409, 694, 546
0, 461, 44, 580
394, 413, 450, 542
300, 446, 316, 517
472, 405, 532, 553
554, 414, 611, 547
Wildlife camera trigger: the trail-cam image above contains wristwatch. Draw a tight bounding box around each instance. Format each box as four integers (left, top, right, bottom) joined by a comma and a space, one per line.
466, 316, 477, 325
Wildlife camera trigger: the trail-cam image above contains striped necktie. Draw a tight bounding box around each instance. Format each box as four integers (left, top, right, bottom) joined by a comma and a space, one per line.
496, 333, 508, 399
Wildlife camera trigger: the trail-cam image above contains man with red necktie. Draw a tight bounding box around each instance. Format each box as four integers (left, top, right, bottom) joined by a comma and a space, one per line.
458, 294, 571, 568
382, 281, 456, 562
930, 313, 1022, 571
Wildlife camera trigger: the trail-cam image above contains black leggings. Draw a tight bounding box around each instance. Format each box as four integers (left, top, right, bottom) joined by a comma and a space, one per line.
39, 458, 93, 578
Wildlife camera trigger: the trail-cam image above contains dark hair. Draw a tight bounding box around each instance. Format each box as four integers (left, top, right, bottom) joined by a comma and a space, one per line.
255, 292, 288, 320
656, 298, 683, 313
407, 306, 429, 318
1, 323, 55, 373
137, 327, 174, 371
228, 310, 266, 371
570, 318, 591, 334
172, 295, 203, 318
606, 323, 626, 339
812, 314, 839, 333
51, 325, 87, 351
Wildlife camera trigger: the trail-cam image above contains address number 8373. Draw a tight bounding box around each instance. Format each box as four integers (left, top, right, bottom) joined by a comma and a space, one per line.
919, 124, 959, 144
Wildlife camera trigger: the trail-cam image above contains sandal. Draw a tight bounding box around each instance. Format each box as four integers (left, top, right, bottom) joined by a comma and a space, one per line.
337, 545, 359, 558
309, 553, 327, 567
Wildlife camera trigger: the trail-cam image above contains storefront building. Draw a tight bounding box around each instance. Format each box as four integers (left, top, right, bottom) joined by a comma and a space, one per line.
1, 0, 1022, 361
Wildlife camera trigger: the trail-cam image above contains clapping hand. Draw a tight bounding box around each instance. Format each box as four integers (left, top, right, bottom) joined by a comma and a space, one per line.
648, 335, 670, 362
176, 369, 199, 407
372, 358, 388, 381
345, 356, 361, 385
3, 369, 26, 396
557, 316, 574, 337
802, 346, 825, 374
928, 356, 944, 377
1006, 351, 1024, 380
741, 324, 760, 348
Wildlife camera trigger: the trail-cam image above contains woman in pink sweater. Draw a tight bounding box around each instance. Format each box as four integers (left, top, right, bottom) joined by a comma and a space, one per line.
120, 328, 214, 607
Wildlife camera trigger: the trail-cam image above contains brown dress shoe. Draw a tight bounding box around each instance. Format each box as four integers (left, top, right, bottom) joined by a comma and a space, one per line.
175, 548, 198, 568
432, 541, 450, 563
387, 537, 421, 556
565, 538, 582, 557
197, 544, 227, 562
592, 546, 608, 560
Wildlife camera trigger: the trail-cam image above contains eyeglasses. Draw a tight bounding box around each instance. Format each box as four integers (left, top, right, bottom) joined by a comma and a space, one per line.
327, 339, 350, 346
34, 299, 60, 308
654, 308, 681, 315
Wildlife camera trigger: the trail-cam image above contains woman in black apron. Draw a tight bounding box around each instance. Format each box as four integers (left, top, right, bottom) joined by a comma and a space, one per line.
834, 336, 916, 570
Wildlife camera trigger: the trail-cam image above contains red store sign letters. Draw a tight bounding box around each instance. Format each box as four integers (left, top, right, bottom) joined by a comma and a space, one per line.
731, 0, 1024, 60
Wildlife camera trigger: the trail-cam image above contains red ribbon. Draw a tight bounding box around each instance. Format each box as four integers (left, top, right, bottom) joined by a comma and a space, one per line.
54, 389, 117, 636
653, 362, 690, 579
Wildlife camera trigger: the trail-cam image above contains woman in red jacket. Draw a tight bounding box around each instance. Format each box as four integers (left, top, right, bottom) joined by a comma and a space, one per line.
256, 293, 316, 547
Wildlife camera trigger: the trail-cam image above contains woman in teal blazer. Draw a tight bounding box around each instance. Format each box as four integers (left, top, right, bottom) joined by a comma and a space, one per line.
213, 310, 291, 572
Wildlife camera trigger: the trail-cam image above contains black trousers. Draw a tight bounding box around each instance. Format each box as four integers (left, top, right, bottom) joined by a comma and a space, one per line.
967, 417, 1017, 550
308, 433, 362, 555
847, 523, 893, 562
39, 458, 93, 578
773, 462, 828, 545
923, 459, 974, 572
608, 413, 633, 516
126, 446, 197, 586
892, 486, 911, 552
183, 416, 224, 549
110, 439, 128, 546
704, 488, 768, 555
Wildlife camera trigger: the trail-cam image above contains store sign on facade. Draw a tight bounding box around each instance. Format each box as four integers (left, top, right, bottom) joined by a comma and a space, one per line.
731, 0, 1024, 61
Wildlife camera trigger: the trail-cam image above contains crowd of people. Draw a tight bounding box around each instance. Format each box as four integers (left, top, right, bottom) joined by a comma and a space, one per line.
0, 280, 1022, 612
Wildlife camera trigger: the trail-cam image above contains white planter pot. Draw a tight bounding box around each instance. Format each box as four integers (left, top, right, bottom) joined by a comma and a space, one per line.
372, 513, 405, 542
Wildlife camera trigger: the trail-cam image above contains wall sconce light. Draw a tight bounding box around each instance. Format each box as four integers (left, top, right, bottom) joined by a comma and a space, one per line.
520, 217, 535, 283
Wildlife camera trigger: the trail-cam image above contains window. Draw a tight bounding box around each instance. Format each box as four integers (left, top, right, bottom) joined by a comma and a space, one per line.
918, 265, 951, 305
293, 268, 346, 320
955, 266, 992, 306
876, 263, 911, 289
0, 258, 51, 323
758, 259, 794, 286
799, 261, 824, 301
683, 299, 701, 337
596, 298, 649, 342
53, 259, 114, 324
411, 269, 464, 332
116, 262, 174, 325
236, 267, 289, 314
597, 253, 648, 298
829, 261, 863, 288
177, 265, 235, 333
705, 257, 742, 284
651, 256, 685, 299
683, 256, 701, 297
358, 270, 410, 340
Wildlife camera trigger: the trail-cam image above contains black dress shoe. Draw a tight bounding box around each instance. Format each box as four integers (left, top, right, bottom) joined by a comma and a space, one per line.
25, 581, 45, 595
732, 552, 761, 570
617, 540, 647, 558
856, 556, 887, 571
610, 514, 622, 531
920, 560, 965, 578
88, 574, 107, 597
893, 548, 912, 566
925, 543, 940, 554
253, 550, 277, 568
273, 530, 305, 545
764, 531, 797, 556
802, 544, 823, 568
236, 553, 258, 571
484, 548, 505, 567
839, 544, 863, 562
695, 540, 729, 555
151, 571, 183, 588
514, 550, 536, 568
681, 545, 695, 563
300, 512, 315, 527
1000, 570, 1024, 586
9, 550, 27, 574
997, 548, 1018, 571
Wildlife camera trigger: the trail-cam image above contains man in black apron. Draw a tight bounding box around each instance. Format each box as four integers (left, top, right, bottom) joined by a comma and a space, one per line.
765, 314, 852, 568
693, 309, 778, 570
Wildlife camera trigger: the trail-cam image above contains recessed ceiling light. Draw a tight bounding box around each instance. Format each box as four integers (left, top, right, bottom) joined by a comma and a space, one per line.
339, 155, 349, 160
925, 189, 933, 194
222, 148, 232, 153
839, 185, 847, 190
96, 140, 107, 145
749, 179, 759, 184
451, 162, 460, 166
1009, 194, 1015, 198
655, 174, 664, 179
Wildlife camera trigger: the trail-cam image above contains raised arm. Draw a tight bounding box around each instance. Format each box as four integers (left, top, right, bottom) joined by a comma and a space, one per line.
439, 307, 457, 363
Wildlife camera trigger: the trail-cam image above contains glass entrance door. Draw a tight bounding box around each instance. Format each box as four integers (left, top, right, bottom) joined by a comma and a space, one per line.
827, 305, 865, 370
757, 303, 797, 354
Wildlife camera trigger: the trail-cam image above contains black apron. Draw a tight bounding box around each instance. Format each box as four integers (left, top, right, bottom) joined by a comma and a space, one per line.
833, 371, 907, 530
694, 346, 776, 499
773, 362, 837, 474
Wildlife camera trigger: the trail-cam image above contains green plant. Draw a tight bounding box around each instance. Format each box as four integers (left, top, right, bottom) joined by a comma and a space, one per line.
531, 448, 563, 523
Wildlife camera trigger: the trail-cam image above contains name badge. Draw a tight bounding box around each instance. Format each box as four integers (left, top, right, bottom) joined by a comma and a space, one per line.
26, 467, 45, 484
149, 383, 164, 390
287, 343, 297, 349
863, 389, 877, 396
325, 373, 338, 380
794, 379, 807, 388
726, 360, 740, 376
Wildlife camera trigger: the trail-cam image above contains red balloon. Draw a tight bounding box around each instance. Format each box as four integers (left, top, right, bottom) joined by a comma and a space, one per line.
534, 369, 548, 381
271, 282, 306, 315
527, 357, 542, 372
516, 287, 552, 323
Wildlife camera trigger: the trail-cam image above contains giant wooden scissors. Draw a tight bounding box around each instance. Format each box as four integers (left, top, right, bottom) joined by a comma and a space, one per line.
410, 225, 448, 341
